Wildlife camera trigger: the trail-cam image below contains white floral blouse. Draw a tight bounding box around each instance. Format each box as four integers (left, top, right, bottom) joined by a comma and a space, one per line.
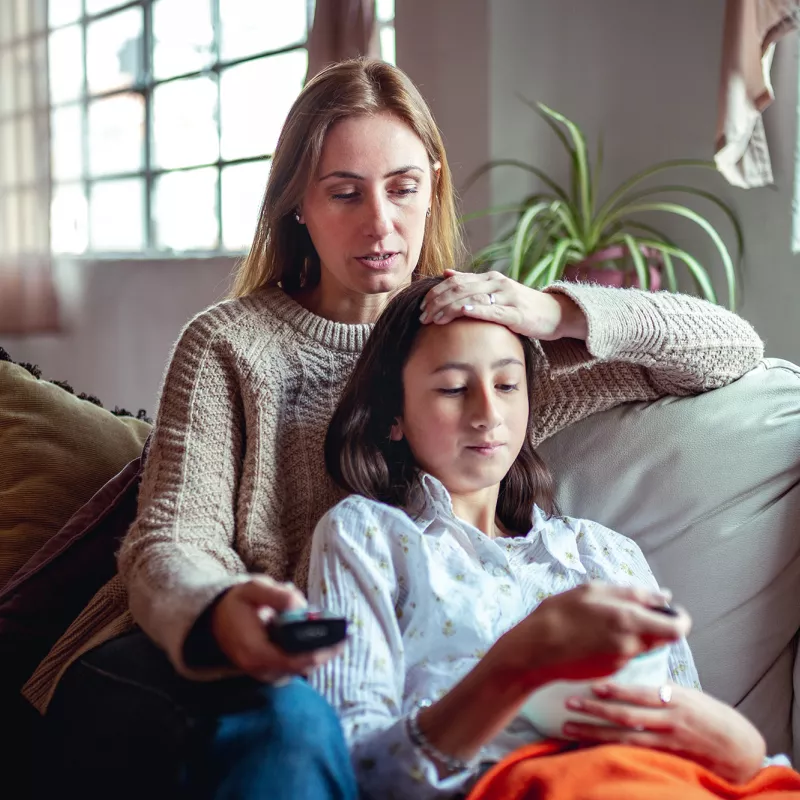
308, 473, 701, 800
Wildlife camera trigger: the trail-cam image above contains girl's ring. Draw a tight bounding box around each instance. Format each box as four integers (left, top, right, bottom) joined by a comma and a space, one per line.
488, 293, 496, 305
658, 684, 673, 705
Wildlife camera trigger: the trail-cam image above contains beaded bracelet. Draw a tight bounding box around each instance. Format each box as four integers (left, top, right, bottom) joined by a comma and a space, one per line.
406, 699, 478, 774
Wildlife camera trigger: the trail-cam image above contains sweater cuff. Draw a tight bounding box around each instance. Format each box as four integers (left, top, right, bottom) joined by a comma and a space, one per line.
544, 282, 667, 363
182, 588, 234, 669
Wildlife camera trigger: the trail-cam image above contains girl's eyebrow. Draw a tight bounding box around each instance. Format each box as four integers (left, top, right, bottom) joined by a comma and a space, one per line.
432, 358, 524, 374
317, 165, 424, 182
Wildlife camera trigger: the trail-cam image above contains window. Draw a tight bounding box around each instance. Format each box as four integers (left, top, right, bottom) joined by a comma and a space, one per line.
0, 0, 396, 259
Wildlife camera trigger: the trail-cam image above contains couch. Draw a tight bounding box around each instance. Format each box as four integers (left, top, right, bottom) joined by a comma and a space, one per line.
1, 351, 798, 794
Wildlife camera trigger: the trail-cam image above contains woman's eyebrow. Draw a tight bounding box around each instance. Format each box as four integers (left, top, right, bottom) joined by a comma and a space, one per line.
317, 165, 424, 182
432, 358, 524, 374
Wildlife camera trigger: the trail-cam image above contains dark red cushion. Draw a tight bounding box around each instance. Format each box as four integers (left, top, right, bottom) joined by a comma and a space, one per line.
0, 436, 149, 696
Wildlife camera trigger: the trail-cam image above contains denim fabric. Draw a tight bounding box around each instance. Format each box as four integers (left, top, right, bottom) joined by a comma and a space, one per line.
39, 630, 357, 800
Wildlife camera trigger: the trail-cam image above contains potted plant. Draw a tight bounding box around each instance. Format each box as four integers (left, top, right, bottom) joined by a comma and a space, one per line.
465, 102, 743, 309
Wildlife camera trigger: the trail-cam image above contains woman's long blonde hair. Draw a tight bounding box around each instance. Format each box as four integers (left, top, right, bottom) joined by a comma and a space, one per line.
229, 58, 465, 298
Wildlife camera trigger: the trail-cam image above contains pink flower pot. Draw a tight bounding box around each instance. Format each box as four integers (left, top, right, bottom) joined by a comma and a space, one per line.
562, 245, 662, 291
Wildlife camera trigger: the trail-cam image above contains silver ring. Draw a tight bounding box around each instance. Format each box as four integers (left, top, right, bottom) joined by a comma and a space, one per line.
488, 292, 496, 305
658, 684, 672, 705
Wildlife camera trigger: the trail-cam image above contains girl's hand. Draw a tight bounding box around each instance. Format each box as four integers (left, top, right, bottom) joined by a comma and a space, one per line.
561, 683, 766, 784
420, 268, 588, 341
484, 582, 691, 688
211, 575, 343, 682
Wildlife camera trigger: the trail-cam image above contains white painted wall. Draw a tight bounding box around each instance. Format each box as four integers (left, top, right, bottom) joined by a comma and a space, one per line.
5, 0, 798, 413
488, 0, 800, 360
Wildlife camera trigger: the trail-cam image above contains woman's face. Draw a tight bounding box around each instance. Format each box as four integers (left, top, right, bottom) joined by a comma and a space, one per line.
392, 319, 530, 496
300, 112, 435, 299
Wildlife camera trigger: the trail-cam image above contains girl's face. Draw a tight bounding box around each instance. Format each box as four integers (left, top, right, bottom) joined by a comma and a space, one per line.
300, 111, 435, 300
392, 319, 530, 496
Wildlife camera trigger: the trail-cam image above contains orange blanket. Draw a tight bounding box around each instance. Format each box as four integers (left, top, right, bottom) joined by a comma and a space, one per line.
467, 740, 800, 800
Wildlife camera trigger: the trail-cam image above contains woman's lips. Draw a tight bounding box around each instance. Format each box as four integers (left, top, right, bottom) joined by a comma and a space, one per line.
355, 253, 399, 271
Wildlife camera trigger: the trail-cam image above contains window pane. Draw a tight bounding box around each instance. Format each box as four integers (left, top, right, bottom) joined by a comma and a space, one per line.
52, 104, 84, 181
220, 0, 307, 61
0, 50, 14, 115
376, 0, 394, 23
153, 0, 214, 80
86, 0, 128, 14
86, 7, 144, 95
220, 52, 307, 161
0, 3, 14, 45
14, 0, 30, 37
380, 26, 395, 66
17, 114, 35, 184
88, 93, 145, 176
51, 183, 88, 253
49, 25, 84, 104
13, 43, 33, 111
1, 121, 18, 186
30, 0, 47, 32
221, 160, 270, 251
49, 0, 82, 28
152, 77, 218, 169
153, 168, 218, 251
89, 178, 144, 250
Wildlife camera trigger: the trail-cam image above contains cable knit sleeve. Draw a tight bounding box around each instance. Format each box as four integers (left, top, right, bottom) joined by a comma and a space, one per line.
117, 305, 252, 679
532, 284, 765, 443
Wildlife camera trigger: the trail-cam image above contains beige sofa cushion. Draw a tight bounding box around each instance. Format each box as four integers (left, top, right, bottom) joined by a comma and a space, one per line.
538, 358, 800, 762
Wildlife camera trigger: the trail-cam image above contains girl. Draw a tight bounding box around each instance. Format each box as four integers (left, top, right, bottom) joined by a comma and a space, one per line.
309, 277, 794, 800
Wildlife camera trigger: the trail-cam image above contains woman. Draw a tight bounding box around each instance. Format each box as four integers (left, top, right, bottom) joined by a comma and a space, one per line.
308, 277, 796, 800
29, 57, 763, 797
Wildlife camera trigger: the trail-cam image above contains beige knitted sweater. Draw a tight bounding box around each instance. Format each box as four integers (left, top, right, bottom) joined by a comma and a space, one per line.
23, 283, 764, 711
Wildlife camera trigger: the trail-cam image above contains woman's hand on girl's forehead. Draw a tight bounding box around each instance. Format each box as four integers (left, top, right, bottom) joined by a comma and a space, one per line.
420, 269, 588, 342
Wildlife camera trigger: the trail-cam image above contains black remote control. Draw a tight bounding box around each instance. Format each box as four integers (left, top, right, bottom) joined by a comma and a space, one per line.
650, 604, 679, 616
267, 608, 348, 654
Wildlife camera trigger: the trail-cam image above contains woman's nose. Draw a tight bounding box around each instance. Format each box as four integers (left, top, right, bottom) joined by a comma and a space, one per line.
363, 195, 393, 239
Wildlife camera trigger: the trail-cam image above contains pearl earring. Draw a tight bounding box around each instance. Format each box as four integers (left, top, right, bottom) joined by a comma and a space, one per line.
294, 211, 302, 223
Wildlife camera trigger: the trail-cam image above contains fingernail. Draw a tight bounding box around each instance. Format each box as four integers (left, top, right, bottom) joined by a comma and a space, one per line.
419, 312, 428, 323
462, 304, 474, 311
433, 311, 444, 322
566, 697, 583, 710
658, 587, 673, 600
420, 300, 427, 310
593, 684, 612, 697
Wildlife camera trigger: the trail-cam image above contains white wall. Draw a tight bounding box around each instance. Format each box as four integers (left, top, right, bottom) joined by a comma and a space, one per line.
5, 0, 798, 412
488, 0, 800, 360
4, 258, 236, 414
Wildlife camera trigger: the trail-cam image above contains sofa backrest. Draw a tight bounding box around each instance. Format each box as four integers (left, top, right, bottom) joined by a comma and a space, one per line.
538, 358, 800, 763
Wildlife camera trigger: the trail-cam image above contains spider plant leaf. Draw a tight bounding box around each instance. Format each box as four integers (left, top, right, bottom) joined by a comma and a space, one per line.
461, 159, 568, 202
613, 184, 744, 262
621, 233, 650, 290
595, 159, 718, 224
545, 238, 576, 286
471, 239, 513, 271
591, 132, 604, 217
660, 249, 677, 292
607, 221, 679, 293
619, 202, 736, 309
523, 253, 555, 287
517, 94, 575, 158
537, 104, 592, 237
460, 202, 525, 224
509, 202, 556, 281
628, 238, 717, 304
549, 200, 581, 241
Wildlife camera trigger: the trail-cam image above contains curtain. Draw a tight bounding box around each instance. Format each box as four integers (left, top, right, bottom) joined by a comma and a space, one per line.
715, 0, 800, 188
305, 0, 380, 82
0, 0, 59, 334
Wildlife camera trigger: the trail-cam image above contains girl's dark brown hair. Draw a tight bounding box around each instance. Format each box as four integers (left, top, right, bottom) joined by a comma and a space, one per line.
325, 277, 558, 534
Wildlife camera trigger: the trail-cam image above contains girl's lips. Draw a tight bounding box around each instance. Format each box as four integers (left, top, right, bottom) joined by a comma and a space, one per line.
355, 253, 399, 271
466, 444, 505, 457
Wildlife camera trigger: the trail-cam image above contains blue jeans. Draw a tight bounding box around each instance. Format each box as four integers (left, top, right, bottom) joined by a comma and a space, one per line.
40, 630, 358, 800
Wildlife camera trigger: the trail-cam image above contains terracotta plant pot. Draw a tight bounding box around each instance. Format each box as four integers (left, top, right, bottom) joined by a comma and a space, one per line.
562, 244, 662, 291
